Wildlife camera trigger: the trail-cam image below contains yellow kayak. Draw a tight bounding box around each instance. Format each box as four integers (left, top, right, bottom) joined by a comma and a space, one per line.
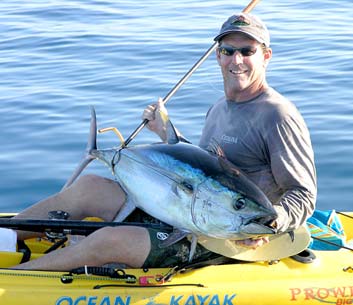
0, 212, 352, 305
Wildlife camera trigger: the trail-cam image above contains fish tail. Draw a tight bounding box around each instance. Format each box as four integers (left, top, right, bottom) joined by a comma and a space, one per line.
61, 106, 97, 190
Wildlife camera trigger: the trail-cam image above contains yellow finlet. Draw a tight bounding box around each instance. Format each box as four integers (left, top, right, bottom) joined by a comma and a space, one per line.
98, 127, 125, 147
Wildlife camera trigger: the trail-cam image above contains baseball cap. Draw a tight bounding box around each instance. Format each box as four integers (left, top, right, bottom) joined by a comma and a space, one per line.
214, 13, 270, 47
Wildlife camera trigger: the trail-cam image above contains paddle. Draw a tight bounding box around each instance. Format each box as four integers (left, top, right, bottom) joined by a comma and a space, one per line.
122, 0, 261, 147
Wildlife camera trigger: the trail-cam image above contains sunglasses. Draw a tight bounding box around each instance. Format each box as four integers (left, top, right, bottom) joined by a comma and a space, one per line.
218, 45, 258, 57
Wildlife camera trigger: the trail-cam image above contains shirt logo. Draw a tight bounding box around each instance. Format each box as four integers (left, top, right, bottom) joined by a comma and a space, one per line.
221, 134, 238, 144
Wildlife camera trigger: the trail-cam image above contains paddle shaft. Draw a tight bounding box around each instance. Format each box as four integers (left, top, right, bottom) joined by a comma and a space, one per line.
123, 0, 261, 147
0, 218, 171, 236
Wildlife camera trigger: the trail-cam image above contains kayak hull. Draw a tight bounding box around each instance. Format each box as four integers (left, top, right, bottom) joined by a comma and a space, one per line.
0, 252, 352, 305
0, 212, 352, 305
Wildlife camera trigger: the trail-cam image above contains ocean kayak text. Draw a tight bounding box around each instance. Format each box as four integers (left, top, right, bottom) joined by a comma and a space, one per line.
55, 294, 237, 305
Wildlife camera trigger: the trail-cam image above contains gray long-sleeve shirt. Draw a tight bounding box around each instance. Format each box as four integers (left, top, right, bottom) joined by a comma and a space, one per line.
199, 87, 317, 233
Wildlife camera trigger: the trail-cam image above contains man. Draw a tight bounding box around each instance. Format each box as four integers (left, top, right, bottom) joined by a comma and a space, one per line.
203, 14, 317, 235
12, 13, 316, 270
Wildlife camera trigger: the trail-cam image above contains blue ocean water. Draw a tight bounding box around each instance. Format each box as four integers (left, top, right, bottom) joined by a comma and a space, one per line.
0, 0, 352, 213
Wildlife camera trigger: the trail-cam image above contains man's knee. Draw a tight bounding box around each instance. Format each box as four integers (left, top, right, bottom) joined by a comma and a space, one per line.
62, 175, 125, 220
75, 174, 108, 188
95, 226, 150, 244
75, 175, 124, 194
88, 226, 151, 267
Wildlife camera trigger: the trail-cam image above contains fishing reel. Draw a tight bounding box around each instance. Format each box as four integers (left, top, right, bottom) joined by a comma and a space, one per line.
45, 210, 70, 242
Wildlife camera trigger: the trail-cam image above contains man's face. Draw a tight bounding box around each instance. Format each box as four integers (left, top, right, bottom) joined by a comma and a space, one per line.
216, 33, 272, 101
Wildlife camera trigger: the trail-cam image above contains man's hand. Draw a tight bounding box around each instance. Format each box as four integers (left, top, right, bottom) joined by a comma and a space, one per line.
142, 97, 168, 142
234, 237, 270, 249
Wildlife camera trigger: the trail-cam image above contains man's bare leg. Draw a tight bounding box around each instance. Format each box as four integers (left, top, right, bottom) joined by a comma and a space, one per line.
15, 174, 127, 240
12, 226, 150, 271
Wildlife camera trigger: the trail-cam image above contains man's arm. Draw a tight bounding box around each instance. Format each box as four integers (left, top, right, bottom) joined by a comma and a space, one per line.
268, 117, 317, 233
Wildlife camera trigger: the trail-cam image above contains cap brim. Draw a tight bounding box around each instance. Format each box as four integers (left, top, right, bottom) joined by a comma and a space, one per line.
214, 30, 266, 46
197, 225, 311, 261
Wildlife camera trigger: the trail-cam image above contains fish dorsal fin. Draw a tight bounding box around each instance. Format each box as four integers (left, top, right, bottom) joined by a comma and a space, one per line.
157, 108, 179, 144
166, 120, 180, 144
207, 138, 226, 158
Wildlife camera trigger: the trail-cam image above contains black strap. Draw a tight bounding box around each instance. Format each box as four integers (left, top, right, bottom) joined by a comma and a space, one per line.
17, 240, 31, 264
180, 255, 236, 271
160, 255, 237, 282
69, 266, 137, 283
44, 237, 68, 254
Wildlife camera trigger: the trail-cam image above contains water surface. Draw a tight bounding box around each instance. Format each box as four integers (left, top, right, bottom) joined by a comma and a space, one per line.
0, 0, 352, 212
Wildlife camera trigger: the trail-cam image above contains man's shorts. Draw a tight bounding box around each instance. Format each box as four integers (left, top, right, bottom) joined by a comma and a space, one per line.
142, 227, 217, 268
124, 209, 217, 268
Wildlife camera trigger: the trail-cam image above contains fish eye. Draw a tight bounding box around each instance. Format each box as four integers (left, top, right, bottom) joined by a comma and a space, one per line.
233, 197, 246, 210
181, 181, 194, 192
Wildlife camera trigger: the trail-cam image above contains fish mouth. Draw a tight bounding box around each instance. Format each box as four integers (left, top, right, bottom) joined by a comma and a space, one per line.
242, 215, 278, 235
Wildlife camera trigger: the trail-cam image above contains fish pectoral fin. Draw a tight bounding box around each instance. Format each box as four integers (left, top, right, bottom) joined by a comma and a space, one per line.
206, 138, 226, 158
158, 229, 189, 248
113, 197, 136, 222
159, 231, 198, 262
218, 156, 241, 178
188, 234, 198, 262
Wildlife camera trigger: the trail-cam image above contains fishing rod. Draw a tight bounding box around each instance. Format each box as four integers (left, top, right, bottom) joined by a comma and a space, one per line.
311, 236, 353, 252
2, 212, 352, 234
122, 0, 261, 147
0, 218, 171, 236
337, 211, 353, 220
2, 212, 352, 253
